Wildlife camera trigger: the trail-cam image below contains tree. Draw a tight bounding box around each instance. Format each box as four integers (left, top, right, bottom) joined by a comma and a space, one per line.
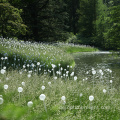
77, 0, 96, 38
94, 0, 109, 48
104, 4, 120, 50
8, 0, 68, 42
0, 1, 27, 38
64, 0, 80, 34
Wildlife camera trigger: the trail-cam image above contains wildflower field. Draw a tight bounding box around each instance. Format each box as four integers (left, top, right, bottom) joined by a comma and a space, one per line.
0, 38, 120, 120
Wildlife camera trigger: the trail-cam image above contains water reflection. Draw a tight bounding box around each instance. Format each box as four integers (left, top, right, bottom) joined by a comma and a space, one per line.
73, 52, 120, 88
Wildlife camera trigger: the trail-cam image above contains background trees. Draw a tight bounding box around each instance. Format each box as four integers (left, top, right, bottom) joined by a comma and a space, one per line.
0, 0, 26, 38
0, 0, 120, 50
8, 0, 68, 42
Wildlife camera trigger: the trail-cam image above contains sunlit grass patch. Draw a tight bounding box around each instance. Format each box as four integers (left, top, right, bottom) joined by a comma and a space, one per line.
57, 42, 98, 53
0, 38, 120, 120
0, 70, 120, 120
0, 38, 75, 73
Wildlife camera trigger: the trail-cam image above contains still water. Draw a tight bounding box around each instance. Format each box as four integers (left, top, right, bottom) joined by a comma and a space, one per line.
73, 52, 120, 89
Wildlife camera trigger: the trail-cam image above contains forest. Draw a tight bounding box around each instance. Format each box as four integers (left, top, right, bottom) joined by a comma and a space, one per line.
0, 0, 120, 50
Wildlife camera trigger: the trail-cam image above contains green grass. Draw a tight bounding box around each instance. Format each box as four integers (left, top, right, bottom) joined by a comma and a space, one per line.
66, 46, 98, 53
0, 38, 119, 120
57, 43, 98, 53
0, 71, 120, 120
0, 39, 75, 72
0, 39, 98, 74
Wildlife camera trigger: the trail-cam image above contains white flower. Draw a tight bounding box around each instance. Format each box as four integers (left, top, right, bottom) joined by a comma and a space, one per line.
56, 71, 59, 74
89, 95, 94, 101
28, 71, 32, 74
27, 64, 29, 67
41, 85, 45, 90
39, 94, 46, 101
0, 97, 3, 104
74, 76, 77, 81
61, 96, 66, 101
18, 87, 23, 93
67, 65, 69, 68
5, 57, 8, 60
52, 64, 56, 68
61, 67, 63, 71
110, 80, 113, 83
37, 62, 40, 65
48, 82, 51, 85
66, 71, 69, 74
99, 69, 102, 73
54, 77, 57, 80
109, 69, 112, 73
32, 64, 35, 67
103, 89, 106, 93
4, 84, 8, 90
92, 68, 94, 71
19, 72, 22, 75
23, 65, 26, 68
86, 71, 89, 74
1, 57, 4, 60
1, 69, 6, 74
80, 93, 83, 97
27, 101, 33, 107
27, 74, 31, 78
92, 70, 96, 75
3, 66, 6, 70
22, 82, 25, 86
101, 72, 104, 75
70, 72, 74, 76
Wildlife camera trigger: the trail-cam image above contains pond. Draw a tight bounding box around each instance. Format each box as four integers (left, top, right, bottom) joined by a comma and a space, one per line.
73, 52, 120, 89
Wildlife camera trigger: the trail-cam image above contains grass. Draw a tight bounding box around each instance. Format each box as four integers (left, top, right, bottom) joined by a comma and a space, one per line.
57, 43, 98, 53
0, 70, 120, 120
0, 38, 119, 120
0, 38, 75, 73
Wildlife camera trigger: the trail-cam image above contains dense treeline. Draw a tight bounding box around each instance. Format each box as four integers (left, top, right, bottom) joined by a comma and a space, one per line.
0, 0, 120, 50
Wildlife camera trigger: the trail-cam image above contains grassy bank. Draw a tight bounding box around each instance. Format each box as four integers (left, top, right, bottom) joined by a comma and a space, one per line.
0, 38, 98, 74
0, 38, 75, 74
1, 38, 118, 120
0, 70, 120, 120
57, 43, 98, 53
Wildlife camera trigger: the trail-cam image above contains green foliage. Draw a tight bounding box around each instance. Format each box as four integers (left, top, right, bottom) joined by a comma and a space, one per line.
0, 0, 120, 50
66, 33, 78, 43
0, 70, 120, 119
64, 44, 98, 53
77, 0, 96, 38
0, 38, 75, 72
104, 5, 120, 50
94, 0, 109, 48
64, 0, 80, 34
0, 1, 27, 38
94, 0, 120, 50
1, 104, 27, 120
8, 0, 68, 42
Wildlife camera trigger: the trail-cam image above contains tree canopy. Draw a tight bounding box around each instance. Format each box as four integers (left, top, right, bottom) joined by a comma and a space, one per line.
0, 0, 120, 50
0, 1, 27, 38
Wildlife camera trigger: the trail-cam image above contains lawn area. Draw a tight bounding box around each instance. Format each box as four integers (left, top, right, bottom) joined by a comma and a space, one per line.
0, 38, 119, 120
57, 43, 98, 53
0, 70, 120, 120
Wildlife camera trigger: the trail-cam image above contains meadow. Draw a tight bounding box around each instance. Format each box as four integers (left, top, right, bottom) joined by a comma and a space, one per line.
0, 38, 120, 120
